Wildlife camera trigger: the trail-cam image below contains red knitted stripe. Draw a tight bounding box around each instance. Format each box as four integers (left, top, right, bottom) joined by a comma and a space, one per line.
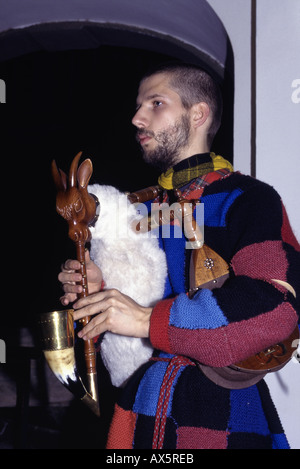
168, 302, 298, 367
231, 240, 288, 282
106, 404, 137, 449
150, 298, 174, 354
177, 426, 230, 449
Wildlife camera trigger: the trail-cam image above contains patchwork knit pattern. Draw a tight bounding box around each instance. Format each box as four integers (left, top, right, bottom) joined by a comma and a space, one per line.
107, 167, 300, 449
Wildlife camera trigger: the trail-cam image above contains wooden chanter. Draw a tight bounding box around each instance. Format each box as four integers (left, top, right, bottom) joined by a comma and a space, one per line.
38, 152, 100, 416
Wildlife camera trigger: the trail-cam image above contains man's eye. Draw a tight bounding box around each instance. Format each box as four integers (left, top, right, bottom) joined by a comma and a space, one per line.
153, 101, 163, 108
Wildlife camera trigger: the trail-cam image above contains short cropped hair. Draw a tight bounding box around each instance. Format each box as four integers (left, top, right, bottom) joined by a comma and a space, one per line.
142, 63, 223, 148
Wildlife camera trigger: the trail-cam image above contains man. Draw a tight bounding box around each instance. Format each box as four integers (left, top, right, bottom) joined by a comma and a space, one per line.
59, 63, 300, 449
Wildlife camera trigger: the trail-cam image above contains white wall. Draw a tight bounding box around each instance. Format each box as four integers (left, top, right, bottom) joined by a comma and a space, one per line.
208, 0, 252, 176
256, 0, 300, 239
256, 0, 300, 450
208, 0, 300, 449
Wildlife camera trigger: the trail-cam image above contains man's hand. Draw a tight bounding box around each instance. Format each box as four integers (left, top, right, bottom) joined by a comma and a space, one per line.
73, 289, 152, 341
58, 250, 103, 306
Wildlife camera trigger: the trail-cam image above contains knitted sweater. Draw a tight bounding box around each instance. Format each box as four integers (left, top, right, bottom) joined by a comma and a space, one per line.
106, 170, 300, 450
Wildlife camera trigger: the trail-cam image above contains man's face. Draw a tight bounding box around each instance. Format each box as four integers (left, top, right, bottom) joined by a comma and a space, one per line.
132, 73, 191, 172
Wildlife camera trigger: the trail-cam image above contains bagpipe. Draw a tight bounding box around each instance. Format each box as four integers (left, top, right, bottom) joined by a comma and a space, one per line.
38, 153, 299, 415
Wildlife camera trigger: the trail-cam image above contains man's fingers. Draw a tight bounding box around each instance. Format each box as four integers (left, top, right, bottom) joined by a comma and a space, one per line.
60, 293, 78, 306
73, 290, 119, 318
77, 314, 107, 340
62, 283, 83, 295
58, 270, 82, 284
73, 296, 106, 321
72, 288, 151, 340
61, 259, 81, 272
85, 249, 91, 264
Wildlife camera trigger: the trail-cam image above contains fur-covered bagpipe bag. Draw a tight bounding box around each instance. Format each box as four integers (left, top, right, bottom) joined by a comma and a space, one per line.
88, 184, 167, 387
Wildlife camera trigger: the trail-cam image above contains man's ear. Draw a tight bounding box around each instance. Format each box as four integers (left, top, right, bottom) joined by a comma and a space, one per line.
191, 102, 210, 128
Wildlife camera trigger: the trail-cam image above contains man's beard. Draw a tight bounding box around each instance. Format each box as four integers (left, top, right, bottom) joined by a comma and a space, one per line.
137, 113, 191, 173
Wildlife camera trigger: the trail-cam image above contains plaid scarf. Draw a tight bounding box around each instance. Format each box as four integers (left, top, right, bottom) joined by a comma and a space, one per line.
158, 153, 234, 190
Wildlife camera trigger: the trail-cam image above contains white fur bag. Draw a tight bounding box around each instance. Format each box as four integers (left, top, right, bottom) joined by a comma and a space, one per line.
88, 184, 167, 387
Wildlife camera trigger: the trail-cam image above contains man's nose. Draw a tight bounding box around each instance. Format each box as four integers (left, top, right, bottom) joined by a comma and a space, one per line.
132, 107, 148, 128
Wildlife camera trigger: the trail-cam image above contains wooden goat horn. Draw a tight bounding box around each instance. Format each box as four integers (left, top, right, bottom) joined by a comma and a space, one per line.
78, 159, 93, 188
51, 160, 67, 191
69, 151, 83, 188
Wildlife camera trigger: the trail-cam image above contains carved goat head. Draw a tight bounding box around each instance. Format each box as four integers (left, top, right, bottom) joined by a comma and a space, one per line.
51, 152, 98, 243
